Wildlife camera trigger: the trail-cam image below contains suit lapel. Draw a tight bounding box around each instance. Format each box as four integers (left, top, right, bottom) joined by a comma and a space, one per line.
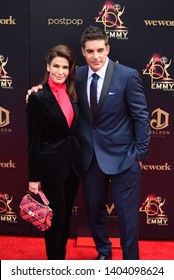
78, 71, 94, 124
44, 87, 70, 131
70, 100, 79, 130
77, 60, 115, 123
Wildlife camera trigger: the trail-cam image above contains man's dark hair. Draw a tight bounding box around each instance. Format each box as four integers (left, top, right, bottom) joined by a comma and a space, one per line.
81, 25, 109, 48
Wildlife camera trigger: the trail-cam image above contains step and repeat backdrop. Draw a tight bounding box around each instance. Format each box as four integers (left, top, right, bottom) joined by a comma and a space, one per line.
0, 0, 174, 240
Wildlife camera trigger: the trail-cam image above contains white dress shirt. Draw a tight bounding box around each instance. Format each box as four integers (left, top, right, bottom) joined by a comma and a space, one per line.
87, 57, 109, 106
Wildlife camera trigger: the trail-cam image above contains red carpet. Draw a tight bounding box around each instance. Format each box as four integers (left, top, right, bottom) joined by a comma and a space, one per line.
0, 235, 174, 260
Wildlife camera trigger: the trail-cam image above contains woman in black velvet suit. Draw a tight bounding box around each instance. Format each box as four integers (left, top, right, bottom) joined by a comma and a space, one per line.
26, 45, 82, 260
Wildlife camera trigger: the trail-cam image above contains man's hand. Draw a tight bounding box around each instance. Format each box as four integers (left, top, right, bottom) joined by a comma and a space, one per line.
29, 181, 41, 194
26, 84, 43, 103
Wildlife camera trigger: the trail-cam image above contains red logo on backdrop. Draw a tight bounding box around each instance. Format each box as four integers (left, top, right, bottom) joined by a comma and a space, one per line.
95, 1, 128, 39
139, 194, 168, 226
0, 54, 13, 89
0, 192, 17, 223
142, 53, 174, 91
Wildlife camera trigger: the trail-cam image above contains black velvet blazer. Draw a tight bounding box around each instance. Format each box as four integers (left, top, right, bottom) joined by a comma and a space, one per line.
26, 84, 82, 183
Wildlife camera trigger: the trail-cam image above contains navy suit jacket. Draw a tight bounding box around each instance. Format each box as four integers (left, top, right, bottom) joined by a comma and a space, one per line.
26, 83, 82, 183
76, 59, 151, 174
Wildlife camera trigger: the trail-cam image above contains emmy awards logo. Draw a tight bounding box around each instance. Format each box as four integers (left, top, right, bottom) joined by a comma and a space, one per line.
142, 54, 174, 91
139, 194, 168, 226
0, 192, 17, 223
95, 1, 128, 39
0, 54, 13, 89
0, 55, 10, 78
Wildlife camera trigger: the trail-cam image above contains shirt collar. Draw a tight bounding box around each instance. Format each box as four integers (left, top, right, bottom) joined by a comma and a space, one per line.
48, 76, 66, 92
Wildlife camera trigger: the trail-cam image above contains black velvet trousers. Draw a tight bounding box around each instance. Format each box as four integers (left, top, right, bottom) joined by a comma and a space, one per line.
42, 169, 80, 260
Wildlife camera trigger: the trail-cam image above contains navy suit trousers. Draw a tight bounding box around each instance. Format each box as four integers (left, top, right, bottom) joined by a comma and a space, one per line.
83, 154, 142, 260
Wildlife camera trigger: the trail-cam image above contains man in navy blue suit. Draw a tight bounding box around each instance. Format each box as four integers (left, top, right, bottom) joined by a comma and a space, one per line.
27, 25, 151, 260
76, 26, 151, 260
